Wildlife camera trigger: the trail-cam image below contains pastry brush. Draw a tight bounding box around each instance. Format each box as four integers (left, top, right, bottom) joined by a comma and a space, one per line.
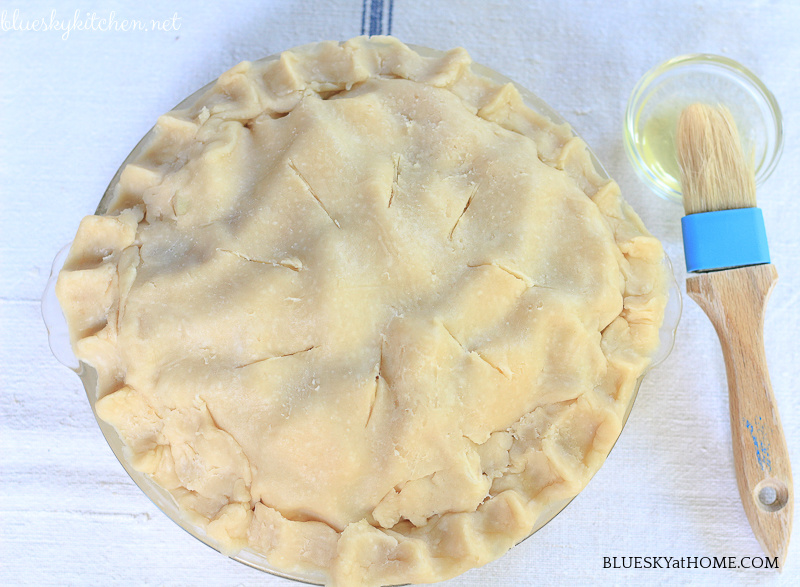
676, 103, 792, 566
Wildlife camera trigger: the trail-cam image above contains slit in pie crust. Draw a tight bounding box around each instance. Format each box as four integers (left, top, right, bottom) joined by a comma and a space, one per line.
57, 36, 669, 586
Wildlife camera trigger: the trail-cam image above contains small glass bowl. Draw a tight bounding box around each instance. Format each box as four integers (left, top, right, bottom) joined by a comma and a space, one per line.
624, 54, 783, 204
43, 42, 682, 585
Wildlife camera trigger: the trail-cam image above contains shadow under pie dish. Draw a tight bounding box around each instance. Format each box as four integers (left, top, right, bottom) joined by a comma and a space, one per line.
47, 36, 677, 586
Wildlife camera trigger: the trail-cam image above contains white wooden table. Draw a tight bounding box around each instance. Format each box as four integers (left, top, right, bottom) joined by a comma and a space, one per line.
2, 1, 799, 585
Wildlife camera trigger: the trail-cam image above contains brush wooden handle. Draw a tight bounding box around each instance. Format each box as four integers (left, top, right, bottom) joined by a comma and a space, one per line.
687, 264, 792, 566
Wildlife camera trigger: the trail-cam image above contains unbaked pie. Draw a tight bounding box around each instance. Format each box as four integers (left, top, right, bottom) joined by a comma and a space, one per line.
57, 36, 668, 586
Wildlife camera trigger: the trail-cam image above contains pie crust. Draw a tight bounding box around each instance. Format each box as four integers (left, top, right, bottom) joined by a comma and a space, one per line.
57, 36, 668, 586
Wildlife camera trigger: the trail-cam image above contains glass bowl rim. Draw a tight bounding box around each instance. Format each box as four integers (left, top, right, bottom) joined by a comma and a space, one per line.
623, 52, 784, 204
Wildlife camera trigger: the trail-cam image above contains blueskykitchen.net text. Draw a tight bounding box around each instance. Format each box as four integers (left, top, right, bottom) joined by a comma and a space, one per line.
1, 9, 181, 40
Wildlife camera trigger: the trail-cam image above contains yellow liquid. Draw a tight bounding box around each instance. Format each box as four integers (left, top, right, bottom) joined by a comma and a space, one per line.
639, 112, 682, 194
636, 104, 756, 199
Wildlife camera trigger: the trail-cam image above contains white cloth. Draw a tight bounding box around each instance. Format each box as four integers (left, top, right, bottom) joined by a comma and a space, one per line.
2, 0, 798, 584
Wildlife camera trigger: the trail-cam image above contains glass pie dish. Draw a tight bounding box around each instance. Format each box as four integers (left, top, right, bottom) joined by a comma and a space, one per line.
43, 43, 682, 585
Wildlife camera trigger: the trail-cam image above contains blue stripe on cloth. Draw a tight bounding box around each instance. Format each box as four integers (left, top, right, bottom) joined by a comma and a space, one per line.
369, 0, 384, 35
361, 0, 393, 36
361, 0, 367, 35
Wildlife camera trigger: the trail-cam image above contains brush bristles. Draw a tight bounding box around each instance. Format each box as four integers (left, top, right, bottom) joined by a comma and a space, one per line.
676, 103, 756, 215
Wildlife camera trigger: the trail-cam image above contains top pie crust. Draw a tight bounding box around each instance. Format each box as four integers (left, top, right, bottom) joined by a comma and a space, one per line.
57, 36, 668, 586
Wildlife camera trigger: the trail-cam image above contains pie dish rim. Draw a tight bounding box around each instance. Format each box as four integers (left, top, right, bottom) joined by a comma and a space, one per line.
42, 41, 682, 585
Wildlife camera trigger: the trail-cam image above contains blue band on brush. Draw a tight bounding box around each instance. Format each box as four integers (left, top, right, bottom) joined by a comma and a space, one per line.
681, 208, 770, 272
